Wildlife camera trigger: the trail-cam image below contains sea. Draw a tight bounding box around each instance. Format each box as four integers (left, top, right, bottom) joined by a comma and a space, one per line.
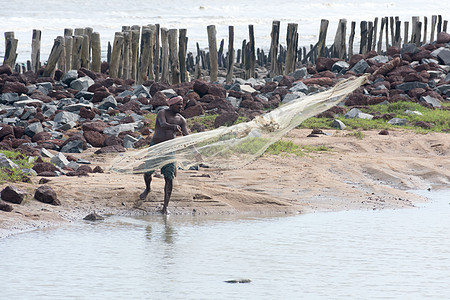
0, 0, 448, 64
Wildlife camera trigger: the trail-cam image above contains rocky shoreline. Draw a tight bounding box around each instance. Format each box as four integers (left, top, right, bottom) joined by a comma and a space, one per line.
1, 32, 450, 234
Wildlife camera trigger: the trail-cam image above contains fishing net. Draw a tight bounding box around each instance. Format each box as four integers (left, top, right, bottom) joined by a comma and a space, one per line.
110, 74, 368, 174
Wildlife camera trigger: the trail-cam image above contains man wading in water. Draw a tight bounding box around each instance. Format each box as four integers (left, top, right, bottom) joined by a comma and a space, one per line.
139, 95, 188, 215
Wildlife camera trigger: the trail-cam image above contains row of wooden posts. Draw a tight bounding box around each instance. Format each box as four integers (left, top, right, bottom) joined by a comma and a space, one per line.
2, 15, 448, 84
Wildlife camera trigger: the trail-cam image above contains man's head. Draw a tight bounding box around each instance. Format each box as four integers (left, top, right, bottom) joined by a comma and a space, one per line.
167, 95, 183, 112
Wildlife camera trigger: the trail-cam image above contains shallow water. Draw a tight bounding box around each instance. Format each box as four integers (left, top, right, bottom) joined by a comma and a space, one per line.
1, 0, 446, 63
1, 189, 449, 299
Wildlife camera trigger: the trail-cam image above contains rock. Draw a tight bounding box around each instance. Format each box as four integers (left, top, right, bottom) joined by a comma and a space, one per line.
344, 108, 362, 119
83, 130, 105, 147
436, 48, 450, 66
214, 112, 238, 128
83, 212, 105, 221
0, 64, 13, 75
33, 162, 59, 174
224, 279, 251, 284
94, 145, 126, 154
61, 70, 79, 85
54, 111, 80, 124
332, 119, 346, 130
436, 31, 450, 44
379, 129, 389, 135
291, 67, 308, 80
34, 185, 60, 205
0, 153, 19, 169
70, 76, 95, 91
1, 93, 20, 104
93, 166, 104, 173
240, 85, 256, 93
395, 82, 428, 92
60, 139, 85, 153
1, 186, 26, 204
39, 178, 51, 184
123, 134, 139, 148
419, 95, 441, 108
349, 59, 369, 74
98, 95, 117, 110
0, 201, 13, 212
50, 152, 70, 169
388, 118, 407, 125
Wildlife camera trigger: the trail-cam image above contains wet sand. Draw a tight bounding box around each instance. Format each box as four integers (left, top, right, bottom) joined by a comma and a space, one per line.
1, 129, 449, 238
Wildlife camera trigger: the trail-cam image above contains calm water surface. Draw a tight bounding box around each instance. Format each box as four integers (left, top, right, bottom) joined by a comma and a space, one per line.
1, 189, 449, 299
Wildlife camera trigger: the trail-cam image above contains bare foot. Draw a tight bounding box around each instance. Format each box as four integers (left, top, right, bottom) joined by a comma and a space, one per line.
161, 208, 171, 215
139, 189, 150, 200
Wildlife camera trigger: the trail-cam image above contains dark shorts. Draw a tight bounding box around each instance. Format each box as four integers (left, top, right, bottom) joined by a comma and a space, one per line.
144, 141, 176, 180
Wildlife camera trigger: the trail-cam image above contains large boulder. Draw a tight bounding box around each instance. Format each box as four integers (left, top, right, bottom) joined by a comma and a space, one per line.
1, 186, 26, 204
34, 186, 60, 205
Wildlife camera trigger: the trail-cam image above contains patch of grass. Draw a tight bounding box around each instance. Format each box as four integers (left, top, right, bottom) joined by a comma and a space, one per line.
187, 114, 218, 131
0, 150, 34, 183
346, 130, 365, 140
264, 140, 331, 156
299, 101, 450, 133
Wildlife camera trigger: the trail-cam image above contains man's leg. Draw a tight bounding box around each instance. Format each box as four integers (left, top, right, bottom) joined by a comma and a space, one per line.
139, 172, 152, 200
162, 177, 173, 215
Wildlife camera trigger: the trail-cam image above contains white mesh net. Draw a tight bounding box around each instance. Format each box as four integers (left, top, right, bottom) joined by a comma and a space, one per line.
110, 74, 368, 173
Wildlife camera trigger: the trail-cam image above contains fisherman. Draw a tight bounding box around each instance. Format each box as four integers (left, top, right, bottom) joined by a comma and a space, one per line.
139, 95, 188, 215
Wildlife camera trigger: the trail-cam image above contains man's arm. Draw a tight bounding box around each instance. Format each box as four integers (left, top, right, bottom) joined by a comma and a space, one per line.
180, 116, 189, 136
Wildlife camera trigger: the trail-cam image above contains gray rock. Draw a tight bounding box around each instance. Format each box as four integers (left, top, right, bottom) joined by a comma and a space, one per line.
227, 83, 241, 92
419, 95, 441, 107
40, 148, 54, 158
282, 92, 304, 104
331, 61, 349, 73
98, 95, 117, 110
369, 55, 389, 64
61, 70, 79, 85
2, 117, 18, 125
160, 88, 177, 99
36, 82, 53, 91
133, 85, 151, 97
70, 76, 95, 91
401, 43, 420, 55
60, 140, 84, 153
54, 111, 80, 124
103, 123, 135, 136
13, 99, 43, 108
76, 158, 91, 164
358, 112, 374, 120
43, 104, 58, 117
332, 119, 346, 130
20, 106, 37, 120
290, 67, 308, 80
289, 81, 308, 93
388, 118, 407, 125
117, 90, 134, 98
50, 152, 70, 168
123, 134, 139, 149
435, 84, 450, 96
0, 153, 19, 169
436, 48, 450, 65
67, 161, 80, 171
404, 110, 423, 116
74, 90, 94, 100
22, 168, 38, 176
1, 93, 19, 104
349, 59, 369, 74
395, 82, 428, 92
226, 96, 241, 109
64, 102, 93, 113
344, 108, 362, 119
24, 122, 43, 137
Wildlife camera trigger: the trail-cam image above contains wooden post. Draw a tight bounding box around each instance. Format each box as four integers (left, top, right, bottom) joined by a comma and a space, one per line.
394, 20, 402, 48
333, 19, 347, 59
367, 21, 374, 52
74, 28, 85, 36
389, 17, 395, 47
217, 39, 224, 68
64, 36, 73, 72
179, 28, 188, 82
269, 21, 280, 77
122, 30, 131, 79
80, 34, 90, 68
377, 18, 385, 53
360, 21, 368, 54
31, 29, 41, 73
411, 16, 419, 44
437, 15, 442, 34
43, 36, 64, 77
91, 32, 101, 72
137, 26, 151, 84
248, 25, 256, 78
285, 23, 298, 75
348, 21, 356, 59
131, 26, 140, 80
430, 15, 437, 42
423, 17, 428, 45
64, 28, 73, 37
168, 28, 180, 84
404, 22, 409, 47
317, 19, 329, 57
3, 32, 18, 67
160, 27, 170, 83
372, 18, 378, 51
385, 17, 389, 50
444, 20, 448, 33
110, 32, 124, 78
72, 35, 83, 70
58, 37, 66, 73
226, 26, 235, 83
153, 24, 160, 81
207, 25, 218, 82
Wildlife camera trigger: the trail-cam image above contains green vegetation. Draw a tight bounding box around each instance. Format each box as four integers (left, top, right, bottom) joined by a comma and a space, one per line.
265, 140, 330, 156
0, 150, 34, 183
299, 101, 450, 133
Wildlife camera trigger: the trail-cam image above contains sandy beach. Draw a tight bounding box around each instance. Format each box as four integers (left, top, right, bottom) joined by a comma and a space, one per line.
1, 128, 449, 238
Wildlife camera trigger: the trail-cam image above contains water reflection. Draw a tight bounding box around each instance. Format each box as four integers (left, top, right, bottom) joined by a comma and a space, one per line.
1, 190, 449, 299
